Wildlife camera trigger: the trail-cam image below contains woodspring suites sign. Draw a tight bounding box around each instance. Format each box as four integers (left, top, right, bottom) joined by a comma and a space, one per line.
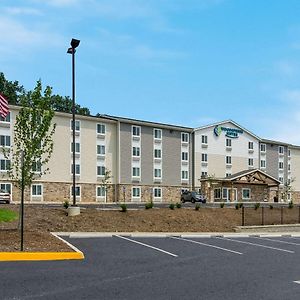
214, 125, 244, 138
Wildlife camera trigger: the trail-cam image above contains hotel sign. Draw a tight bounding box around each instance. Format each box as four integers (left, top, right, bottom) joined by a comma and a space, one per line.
214, 125, 243, 138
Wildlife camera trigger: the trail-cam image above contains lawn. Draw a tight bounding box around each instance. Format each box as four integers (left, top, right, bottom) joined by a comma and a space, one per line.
0, 208, 18, 223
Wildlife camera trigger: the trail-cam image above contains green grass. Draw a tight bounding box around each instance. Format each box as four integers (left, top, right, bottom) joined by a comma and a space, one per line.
0, 209, 18, 222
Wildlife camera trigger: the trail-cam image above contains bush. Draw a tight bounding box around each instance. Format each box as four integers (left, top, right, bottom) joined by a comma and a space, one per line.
239, 203, 243, 209
195, 204, 200, 211
63, 200, 69, 209
169, 203, 175, 210
235, 203, 239, 210
176, 202, 182, 209
254, 202, 260, 210
288, 201, 294, 209
145, 202, 154, 209
220, 202, 225, 208
269, 204, 273, 210
120, 203, 127, 212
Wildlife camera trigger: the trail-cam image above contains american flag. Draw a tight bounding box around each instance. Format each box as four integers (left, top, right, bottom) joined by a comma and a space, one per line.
0, 93, 9, 119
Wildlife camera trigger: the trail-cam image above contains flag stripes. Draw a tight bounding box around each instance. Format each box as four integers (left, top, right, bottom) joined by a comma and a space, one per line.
0, 93, 9, 119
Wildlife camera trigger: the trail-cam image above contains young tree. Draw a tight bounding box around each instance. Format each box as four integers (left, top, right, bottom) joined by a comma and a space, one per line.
281, 177, 295, 202
100, 169, 112, 203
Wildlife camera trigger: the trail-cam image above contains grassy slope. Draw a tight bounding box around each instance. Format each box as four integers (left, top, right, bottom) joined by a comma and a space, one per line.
0, 208, 18, 222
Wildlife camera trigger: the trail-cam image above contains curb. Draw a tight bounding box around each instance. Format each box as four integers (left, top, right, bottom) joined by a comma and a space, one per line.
0, 233, 84, 262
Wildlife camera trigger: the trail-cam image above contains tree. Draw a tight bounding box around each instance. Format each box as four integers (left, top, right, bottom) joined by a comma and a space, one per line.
0, 72, 25, 105
281, 177, 295, 202
100, 169, 112, 203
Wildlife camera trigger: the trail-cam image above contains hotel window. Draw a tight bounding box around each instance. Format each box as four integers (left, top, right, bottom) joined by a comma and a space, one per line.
71, 142, 80, 153
226, 139, 232, 147
260, 144, 266, 152
288, 164, 291, 171
0, 159, 10, 171
32, 161, 42, 173
278, 146, 284, 154
202, 153, 208, 162
201, 135, 208, 144
182, 152, 188, 161
97, 123, 106, 134
279, 176, 283, 184
222, 188, 228, 200
288, 149, 291, 157
0, 135, 10, 147
201, 172, 207, 177
214, 188, 221, 199
132, 167, 140, 177
154, 149, 161, 158
154, 168, 162, 178
97, 186, 106, 197
132, 146, 140, 157
71, 164, 80, 175
287, 178, 291, 185
97, 145, 105, 155
181, 133, 189, 143
32, 184, 42, 196
97, 166, 105, 176
132, 126, 140, 137
248, 141, 254, 150
260, 160, 266, 168
226, 156, 232, 165
279, 162, 284, 170
248, 158, 254, 167
154, 129, 162, 140
132, 187, 141, 198
181, 170, 188, 180
225, 173, 231, 177
71, 186, 81, 197
242, 188, 251, 200
153, 188, 162, 199
0, 112, 10, 122
0, 183, 11, 194
71, 120, 80, 131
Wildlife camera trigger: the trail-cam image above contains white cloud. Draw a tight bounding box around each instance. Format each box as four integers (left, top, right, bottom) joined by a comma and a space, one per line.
32, 0, 80, 7
4, 7, 42, 15
275, 60, 296, 76
280, 89, 300, 103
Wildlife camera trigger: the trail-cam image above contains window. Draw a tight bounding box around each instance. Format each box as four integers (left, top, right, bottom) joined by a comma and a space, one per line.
132, 167, 140, 177
71, 164, 80, 175
97, 123, 106, 134
97, 166, 105, 176
97, 186, 106, 197
182, 152, 188, 161
278, 146, 284, 154
225, 173, 231, 177
214, 188, 221, 199
132, 147, 140, 157
248, 141, 254, 150
248, 158, 254, 167
288, 164, 291, 171
154, 129, 162, 139
32, 184, 42, 196
0, 112, 10, 122
0, 135, 10, 147
181, 170, 188, 180
181, 133, 189, 143
153, 188, 162, 199
242, 188, 251, 200
202, 153, 208, 162
226, 139, 232, 147
226, 156, 232, 165
279, 177, 284, 184
154, 168, 162, 178
201, 135, 208, 144
201, 172, 207, 177
71, 120, 80, 131
132, 126, 140, 137
71, 142, 80, 153
0, 159, 10, 171
260, 144, 266, 152
279, 162, 284, 170
71, 186, 81, 196
32, 161, 42, 173
154, 149, 161, 158
97, 145, 105, 155
260, 160, 266, 168
288, 149, 291, 157
0, 183, 11, 194
132, 187, 141, 198
222, 188, 228, 199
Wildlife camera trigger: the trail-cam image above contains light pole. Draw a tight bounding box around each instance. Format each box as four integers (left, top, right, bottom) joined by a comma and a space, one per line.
67, 38, 80, 210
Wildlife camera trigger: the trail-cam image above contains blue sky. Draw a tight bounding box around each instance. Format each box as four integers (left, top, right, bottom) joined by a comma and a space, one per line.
1, 0, 300, 143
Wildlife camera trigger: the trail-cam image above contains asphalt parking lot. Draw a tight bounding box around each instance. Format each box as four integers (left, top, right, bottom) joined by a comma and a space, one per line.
1, 235, 300, 300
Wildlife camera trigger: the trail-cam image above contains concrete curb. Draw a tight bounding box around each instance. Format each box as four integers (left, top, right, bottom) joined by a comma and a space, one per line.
0, 233, 84, 262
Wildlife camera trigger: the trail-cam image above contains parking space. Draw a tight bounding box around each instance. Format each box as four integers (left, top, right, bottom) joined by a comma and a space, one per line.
1, 235, 300, 300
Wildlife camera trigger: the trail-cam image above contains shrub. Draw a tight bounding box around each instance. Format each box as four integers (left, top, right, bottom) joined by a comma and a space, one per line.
235, 203, 239, 210
239, 203, 243, 209
220, 202, 225, 208
176, 202, 182, 209
288, 201, 294, 209
195, 204, 200, 211
63, 200, 69, 209
169, 203, 175, 210
254, 202, 260, 210
269, 204, 273, 210
120, 203, 127, 212
145, 202, 154, 210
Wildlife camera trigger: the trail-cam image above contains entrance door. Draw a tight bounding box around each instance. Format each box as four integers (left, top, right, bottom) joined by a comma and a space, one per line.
228, 188, 237, 202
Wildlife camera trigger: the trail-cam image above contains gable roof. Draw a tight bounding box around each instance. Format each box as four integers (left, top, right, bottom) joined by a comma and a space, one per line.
193, 119, 261, 141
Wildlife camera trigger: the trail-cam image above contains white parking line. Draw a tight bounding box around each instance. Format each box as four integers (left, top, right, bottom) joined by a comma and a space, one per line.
114, 235, 178, 257
170, 236, 243, 255
294, 280, 300, 284
216, 237, 294, 253
252, 237, 300, 246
